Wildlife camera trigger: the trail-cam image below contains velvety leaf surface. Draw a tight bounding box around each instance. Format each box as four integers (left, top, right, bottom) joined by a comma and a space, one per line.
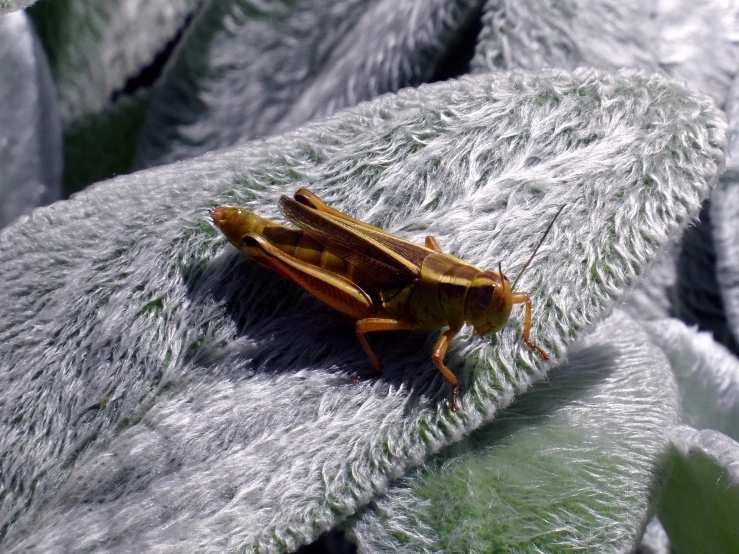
472, 0, 739, 106
25, 0, 201, 194
0, 69, 725, 552
639, 518, 672, 554
643, 318, 739, 441
0, 10, 61, 228
60, 89, 152, 196
348, 310, 681, 553
712, 75, 739, 350
134, 0, 485, 169
672, 198, 739, 354
622, 245, 680, 322
712, 194, 739, 348
659, 426, 739, 554
0, 0, 35, 13
28, 0, 201, 124
469, 0, 739, 355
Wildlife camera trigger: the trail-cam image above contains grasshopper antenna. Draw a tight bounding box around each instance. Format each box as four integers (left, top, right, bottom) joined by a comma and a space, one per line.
511, 204, 565, 291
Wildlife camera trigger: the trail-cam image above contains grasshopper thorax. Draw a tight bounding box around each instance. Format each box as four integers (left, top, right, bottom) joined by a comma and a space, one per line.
464, 271, 513, 336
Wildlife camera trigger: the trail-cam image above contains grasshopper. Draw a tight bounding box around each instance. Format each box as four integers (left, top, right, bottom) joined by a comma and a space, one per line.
211, 189, 562, 411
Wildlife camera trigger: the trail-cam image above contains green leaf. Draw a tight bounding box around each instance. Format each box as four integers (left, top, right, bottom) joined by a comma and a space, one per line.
27, 0, 199, 124
712, 78, 739, 350
659, 426, 739, 554
471, 0, 739, 105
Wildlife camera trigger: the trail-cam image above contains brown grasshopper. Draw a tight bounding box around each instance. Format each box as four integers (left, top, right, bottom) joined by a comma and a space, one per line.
211, 189, 562, 411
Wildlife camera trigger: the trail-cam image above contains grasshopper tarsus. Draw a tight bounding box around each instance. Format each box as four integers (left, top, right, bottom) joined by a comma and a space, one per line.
450, 385, 458, 412
351, 371, 380, 385
524, 337, 550, 360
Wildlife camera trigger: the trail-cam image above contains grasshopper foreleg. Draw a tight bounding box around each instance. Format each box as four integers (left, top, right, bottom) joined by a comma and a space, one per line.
512, 292, 550, 360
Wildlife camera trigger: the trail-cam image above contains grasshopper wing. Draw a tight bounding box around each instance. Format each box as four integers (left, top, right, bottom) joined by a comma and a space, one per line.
292, 189, 433, 267
279, 194, 435, 288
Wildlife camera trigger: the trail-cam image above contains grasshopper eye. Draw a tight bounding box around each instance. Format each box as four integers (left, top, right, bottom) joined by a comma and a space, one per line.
475, 284, 495, 309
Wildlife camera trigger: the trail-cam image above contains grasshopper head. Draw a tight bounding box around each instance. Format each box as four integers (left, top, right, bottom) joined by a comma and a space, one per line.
210, 206, 259, 250
464, 271, 513, 336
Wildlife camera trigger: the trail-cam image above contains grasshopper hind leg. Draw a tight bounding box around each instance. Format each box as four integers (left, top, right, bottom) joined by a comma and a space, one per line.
240, 233, 376, 321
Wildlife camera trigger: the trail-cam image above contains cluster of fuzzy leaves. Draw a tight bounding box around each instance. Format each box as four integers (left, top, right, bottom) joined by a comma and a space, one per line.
0, 65, 725, 553
134, 0, 484, 169
2, 1, 739, 554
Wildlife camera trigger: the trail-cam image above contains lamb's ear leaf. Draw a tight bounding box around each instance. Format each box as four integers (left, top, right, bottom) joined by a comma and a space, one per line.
659, 426, 739, 553
0, 70, 725, 552
347, 310, 681, 552
25, 0, 201, 194
0, 0, 37, 13
134, 0, 482, 169
471, 2, 739, 353
27, 0, 199, 125
643, 318, 739, 441
712, 75, 739, 352
0, 10, 61, 228
471, 0, 739, 105
622, 245, 680, 322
